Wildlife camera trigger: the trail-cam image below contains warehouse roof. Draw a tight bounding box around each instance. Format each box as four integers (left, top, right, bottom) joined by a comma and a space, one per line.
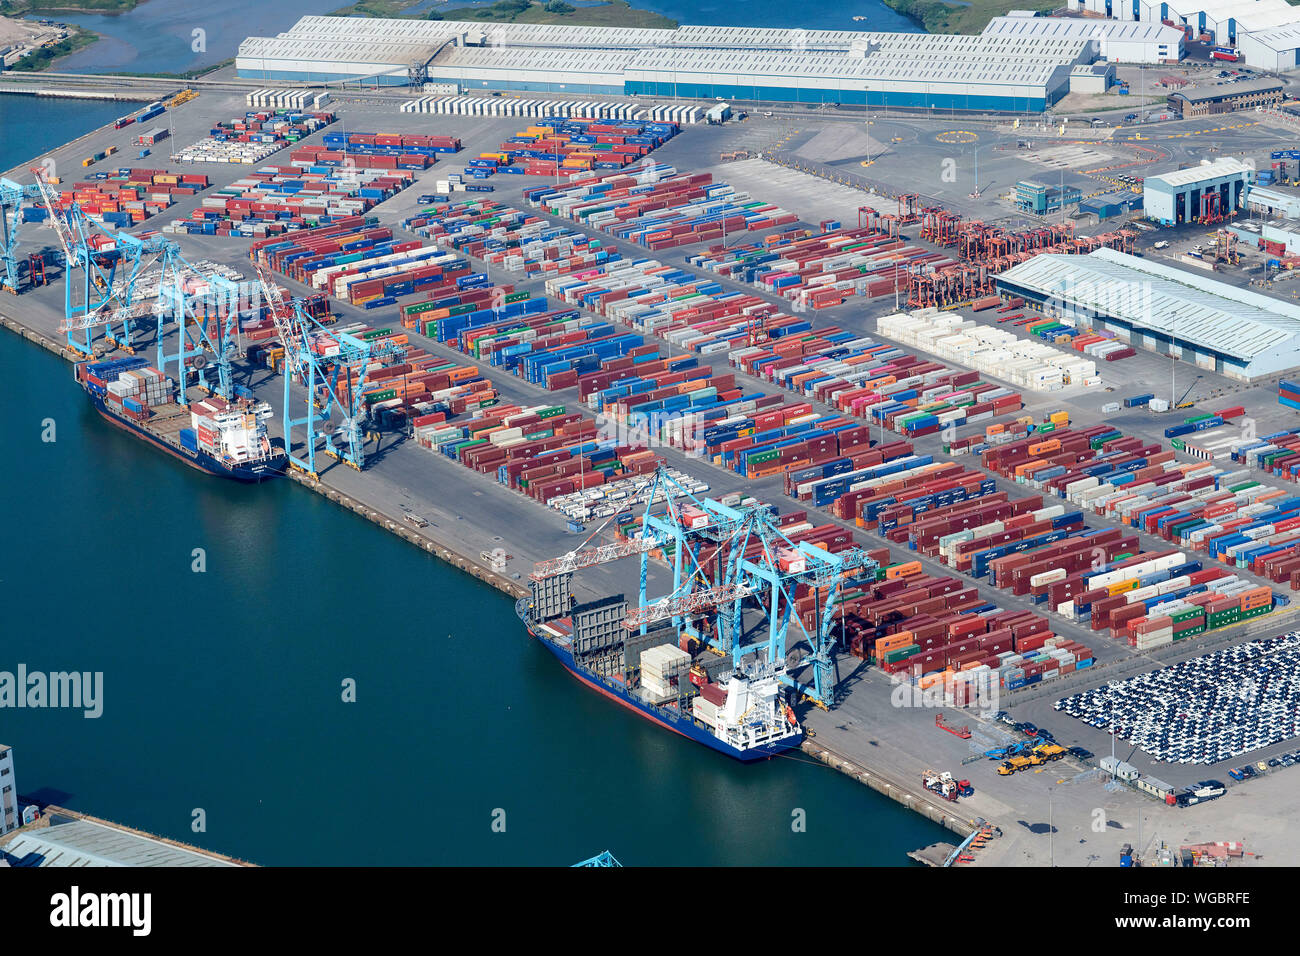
1078, 189, 1143, 211
241, 16, 1089, 85
997, 248, 1300, 364
671, 25, 877, 50
1172, 77, 1285, 103
1246, 23, 1300, 50
2, 818, 241, 867
275, 15, 674, 48
625, 40, 1087, 87
1162, 0, 1300, 31
434, 45, 638, 76
237, 35, 443, 65
1144, 157, 1252, 189
983, 15, 1185, 45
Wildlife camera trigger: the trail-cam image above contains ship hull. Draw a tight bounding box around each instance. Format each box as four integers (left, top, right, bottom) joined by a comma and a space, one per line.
522, 614, 802, 762
90, 393, 285, 483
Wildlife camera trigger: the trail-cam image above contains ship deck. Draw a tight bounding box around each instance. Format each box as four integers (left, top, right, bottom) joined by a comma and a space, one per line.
141, 403, 190, 447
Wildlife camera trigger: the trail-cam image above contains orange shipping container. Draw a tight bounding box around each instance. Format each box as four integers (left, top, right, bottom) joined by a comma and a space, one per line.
885, 561, 921, 580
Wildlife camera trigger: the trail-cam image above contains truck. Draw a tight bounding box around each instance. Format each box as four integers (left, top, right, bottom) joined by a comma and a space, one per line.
1212, 46, 1240, 61
1153, 240, 1170, 249
922, 769, 965, 801
997, 753, 1045, 775
1034, 743, 1068, 761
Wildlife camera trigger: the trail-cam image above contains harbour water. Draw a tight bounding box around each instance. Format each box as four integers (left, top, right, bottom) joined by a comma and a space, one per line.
0, 0, 946, 865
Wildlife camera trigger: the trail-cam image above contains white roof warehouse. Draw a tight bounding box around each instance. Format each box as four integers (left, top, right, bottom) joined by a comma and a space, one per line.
996, 248, 1300, 382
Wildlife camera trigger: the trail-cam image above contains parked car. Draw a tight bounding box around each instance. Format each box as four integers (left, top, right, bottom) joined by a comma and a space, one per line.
1068, 746, 1094, 760
1229, 768, 1246, 781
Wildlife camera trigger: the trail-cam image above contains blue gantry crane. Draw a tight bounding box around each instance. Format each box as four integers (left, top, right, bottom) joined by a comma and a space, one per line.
33, 168, 251, 400
0, 176, 47, 294
528, 467, 878, 708
623, 468, 879, 709
256, 262, 404, 477
572, 851, 622, 867
34, 166, 172, 357
153, 249, 244, 404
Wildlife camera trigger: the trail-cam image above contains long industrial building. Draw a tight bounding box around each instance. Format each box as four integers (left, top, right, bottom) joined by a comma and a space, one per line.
996, 248, 1300, 381
982, 12, 1185, 63
1072, 0, 1300, 69
236, 16, 1094, 112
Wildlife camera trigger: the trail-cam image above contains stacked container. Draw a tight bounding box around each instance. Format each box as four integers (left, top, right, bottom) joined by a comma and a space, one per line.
878, 310, 1100, 391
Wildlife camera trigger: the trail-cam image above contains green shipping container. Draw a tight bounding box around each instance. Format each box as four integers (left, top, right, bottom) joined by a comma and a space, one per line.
884, 644, 921, 664
405, 300, 443, 315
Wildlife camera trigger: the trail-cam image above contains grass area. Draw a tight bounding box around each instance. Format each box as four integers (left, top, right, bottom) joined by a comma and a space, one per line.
8, 24, 97, 71
328, 0, 426, 16
0, 0, 138, 12
330, 0, 677, 27
98, 57, 237, 80
508, 0, 676, 27
882, 0, 1058, 34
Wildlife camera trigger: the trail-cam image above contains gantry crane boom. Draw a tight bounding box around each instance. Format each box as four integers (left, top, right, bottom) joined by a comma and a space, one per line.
624, 580, 755, 630
532, 534, 662, 580
29, 167, 76, 273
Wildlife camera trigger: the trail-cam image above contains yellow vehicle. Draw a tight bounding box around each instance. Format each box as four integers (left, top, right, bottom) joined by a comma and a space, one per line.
166, 88, 198, 108
1034, 743, 1068, 761
998, 755, 1041, 775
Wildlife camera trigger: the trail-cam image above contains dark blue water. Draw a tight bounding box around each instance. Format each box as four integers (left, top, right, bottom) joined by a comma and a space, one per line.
0, 97, 948, 864
0, 96, 124, 177
42, 0, 919, 75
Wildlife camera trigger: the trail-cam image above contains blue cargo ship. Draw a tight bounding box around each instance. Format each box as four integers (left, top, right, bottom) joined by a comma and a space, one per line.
76, 360, 285, 483
517, 598, 803, 762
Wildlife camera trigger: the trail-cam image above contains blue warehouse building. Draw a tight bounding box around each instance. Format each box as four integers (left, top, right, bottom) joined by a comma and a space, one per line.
236, 17, 1093, 113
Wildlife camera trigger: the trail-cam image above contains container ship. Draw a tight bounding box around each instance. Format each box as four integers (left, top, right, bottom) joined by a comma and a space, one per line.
517, 596, 803, 761
76, 357, 285, 482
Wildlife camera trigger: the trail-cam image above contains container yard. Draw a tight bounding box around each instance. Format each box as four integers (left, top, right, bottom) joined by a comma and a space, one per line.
171, 109, 337, 165
11, 74, 1300, 876
34, 168, 210, 229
